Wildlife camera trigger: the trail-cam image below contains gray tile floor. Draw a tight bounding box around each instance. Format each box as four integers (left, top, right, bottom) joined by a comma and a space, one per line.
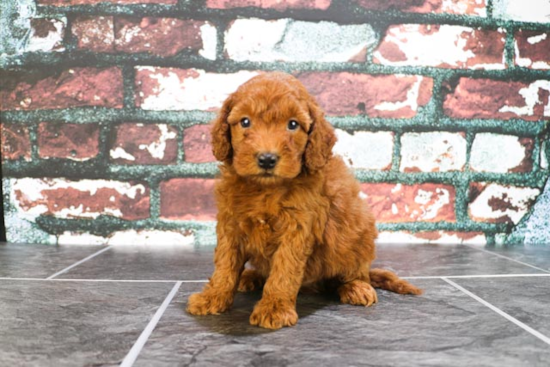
1, 243, 550, 367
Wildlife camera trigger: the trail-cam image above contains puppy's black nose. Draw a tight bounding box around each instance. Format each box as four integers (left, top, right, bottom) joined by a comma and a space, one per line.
257, 152, 279, 169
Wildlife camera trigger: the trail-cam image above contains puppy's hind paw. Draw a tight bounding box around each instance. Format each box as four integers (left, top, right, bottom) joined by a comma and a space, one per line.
238, 269, 265, 292
338, 280, 378, 307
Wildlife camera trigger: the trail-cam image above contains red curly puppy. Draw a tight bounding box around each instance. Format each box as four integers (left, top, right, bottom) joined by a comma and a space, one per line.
186, 72, 422, 329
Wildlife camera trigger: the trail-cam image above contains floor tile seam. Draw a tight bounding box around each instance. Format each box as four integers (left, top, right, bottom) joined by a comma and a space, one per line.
0, 277, 208, 283
464, 245, 550, 274
46, 246, 113, 279
119, 281, 183, 367
2, 274, 550, 282
402, 273, 550, 279
441, 277, 550, 346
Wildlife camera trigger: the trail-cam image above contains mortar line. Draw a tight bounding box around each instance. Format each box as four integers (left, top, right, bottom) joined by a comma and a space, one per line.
46, 246, 112, 279
402, 273, 550, 280
119, 281, 182, 367
442, 277, 550, 346
465, 245, 550, 273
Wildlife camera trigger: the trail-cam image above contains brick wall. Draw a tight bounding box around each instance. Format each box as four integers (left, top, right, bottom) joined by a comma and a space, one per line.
1, 0, 549, 246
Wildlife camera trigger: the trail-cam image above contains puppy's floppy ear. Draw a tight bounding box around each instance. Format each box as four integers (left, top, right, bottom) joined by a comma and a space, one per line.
211, 94, 234, 163
304, 98, 337, 172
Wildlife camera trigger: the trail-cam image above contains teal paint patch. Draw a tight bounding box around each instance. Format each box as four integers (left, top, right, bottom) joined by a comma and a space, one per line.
507, 177, 550, 245
2, 179, 56, 244
0, 0, 36, 56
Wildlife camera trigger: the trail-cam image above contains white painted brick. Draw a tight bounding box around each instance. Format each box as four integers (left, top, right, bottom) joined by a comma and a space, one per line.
225, 18, 376, 62
333, 130, 393, 170
136, 68, 259, 111
469, 183, 540, 224
377, 231, 486, 245
27, 18, 66, 53
470, 133, 529, 173
493, 0, 550, 23
58, 230, 195, 246
199, 22, 217, 60
400, 132, 467, 172
374, 24, 505, 70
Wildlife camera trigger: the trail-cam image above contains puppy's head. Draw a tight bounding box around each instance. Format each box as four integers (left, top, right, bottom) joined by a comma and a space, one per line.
211, 72, 336, 184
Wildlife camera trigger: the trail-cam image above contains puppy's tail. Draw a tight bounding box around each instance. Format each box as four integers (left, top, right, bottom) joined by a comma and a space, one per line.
369, 268, 423, 295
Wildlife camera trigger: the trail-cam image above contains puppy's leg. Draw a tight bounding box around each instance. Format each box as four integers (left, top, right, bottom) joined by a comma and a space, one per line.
338, 265, 378, 307
238, 268, 265, 292
249, 228, 312, 330
187, 223, 245, 315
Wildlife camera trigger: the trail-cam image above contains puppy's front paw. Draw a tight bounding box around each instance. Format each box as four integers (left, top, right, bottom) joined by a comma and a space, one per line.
186, 291, 233, 315
249, 299, 298, 329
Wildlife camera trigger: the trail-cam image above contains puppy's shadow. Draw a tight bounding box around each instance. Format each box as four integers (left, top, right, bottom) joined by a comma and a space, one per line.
191, 290, 340, 336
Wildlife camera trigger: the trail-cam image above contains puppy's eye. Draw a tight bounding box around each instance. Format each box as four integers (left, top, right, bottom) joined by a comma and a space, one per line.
287, 120, 299, 131
240, 118, 251, 128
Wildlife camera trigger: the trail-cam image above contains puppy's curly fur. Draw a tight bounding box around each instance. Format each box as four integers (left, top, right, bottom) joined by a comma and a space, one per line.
187, 72, 422, 329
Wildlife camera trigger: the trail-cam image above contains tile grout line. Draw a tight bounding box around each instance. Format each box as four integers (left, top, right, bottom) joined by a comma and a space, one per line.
402, 273, 550, 280
2, 274, 550, 282
119, 281, 182, 367
46, 246, 113, 280
465, 245, 550, 274
441, 277, 550, 346
0, 277, 209, 283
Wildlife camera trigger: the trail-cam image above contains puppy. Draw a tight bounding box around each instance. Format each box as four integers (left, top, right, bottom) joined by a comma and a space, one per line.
187, 72, 422, 329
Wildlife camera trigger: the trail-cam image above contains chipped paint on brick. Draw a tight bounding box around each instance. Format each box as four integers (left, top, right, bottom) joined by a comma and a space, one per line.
374, 25, 505, 69
207, 0, 331, 11
27, 18, 65, 52
135, 68, 259, 111
333, 129, 393, 170
498, 80, 550, 118
469, 183, 540, 224
138, 124, 177, 160
400, 132, 466, 172
361, 183, 456, 222
470, 133, 532, 173
10, 178, 149, 220
225, 19, 376, 62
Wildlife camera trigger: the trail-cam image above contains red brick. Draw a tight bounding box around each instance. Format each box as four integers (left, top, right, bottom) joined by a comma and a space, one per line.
0, 67, 123, 111
361, 183, 456, 222
38, 122, 99, 161
515, 31, 550, 69
72, 16, 115, 53
38, 0, 176, 5
354, 0, 486, 15
443, 78, 550, 121
160, 178, 216, 221
110, 123, 178, 164
298, 72, 432, 117
1, 124, 31, 161
207, 0, 331, 10
183, 125, 216, 163
11, 178, 150, 220
113, 18, 205, 57
374, 25, 505, 69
